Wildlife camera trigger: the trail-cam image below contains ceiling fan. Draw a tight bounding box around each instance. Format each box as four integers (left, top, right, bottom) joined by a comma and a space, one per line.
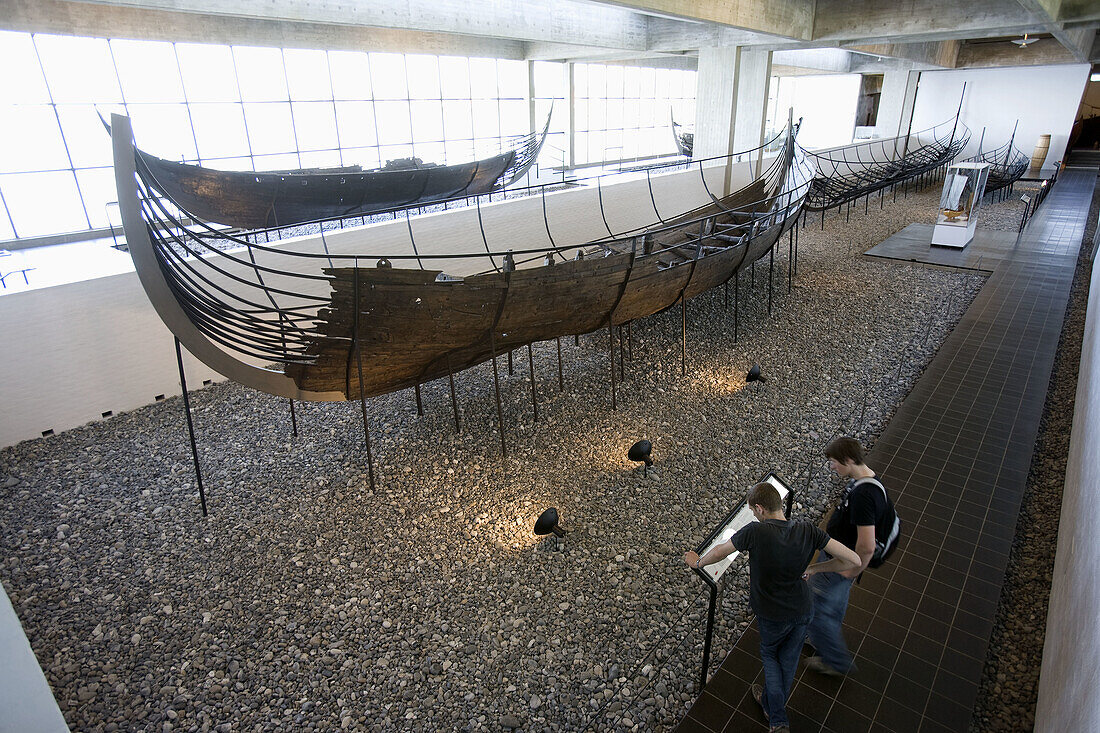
1012, 33, 1039, 47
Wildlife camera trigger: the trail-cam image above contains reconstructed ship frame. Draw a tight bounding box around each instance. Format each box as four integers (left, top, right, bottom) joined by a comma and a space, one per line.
967, 123, 1028, 197
802, 115, 971, 213
117, 114, 551, 230
114, 113, 814, 500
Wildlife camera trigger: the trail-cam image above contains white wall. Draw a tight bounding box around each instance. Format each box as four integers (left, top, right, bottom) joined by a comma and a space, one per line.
910, 64, 1090, 167
0, 158, 760, 448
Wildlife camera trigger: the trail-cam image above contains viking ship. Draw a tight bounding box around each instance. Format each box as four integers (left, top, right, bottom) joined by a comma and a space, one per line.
967, 123, 1028, 195
110, 114, 551, 230
112, 113, 813, 403
802, 114, 970, 212
671, 111, 694, 158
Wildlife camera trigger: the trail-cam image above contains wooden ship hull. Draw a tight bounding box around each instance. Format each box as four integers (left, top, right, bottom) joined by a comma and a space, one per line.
125, 115, 550, 230
112, 113, 813, 403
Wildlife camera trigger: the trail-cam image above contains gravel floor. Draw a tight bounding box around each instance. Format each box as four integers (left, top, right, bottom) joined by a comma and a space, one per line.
0, 176, 1057, 733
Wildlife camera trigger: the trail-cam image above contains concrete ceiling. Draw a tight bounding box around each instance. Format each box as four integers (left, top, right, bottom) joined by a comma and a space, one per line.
2, 0, 1097, 74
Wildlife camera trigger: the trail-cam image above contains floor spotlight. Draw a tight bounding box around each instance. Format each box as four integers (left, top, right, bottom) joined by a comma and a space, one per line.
534, 507, 567, 537
628, 439, 654, 476
746, 364, 767, 383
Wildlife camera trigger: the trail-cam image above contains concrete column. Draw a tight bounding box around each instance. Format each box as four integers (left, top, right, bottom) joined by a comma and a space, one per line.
874, 69, 910, 140
896, 71, 921, 155
731, 48, 772, 178
567, 62, 576, 169
693, 46, 739, 164
694, 46, 772, 193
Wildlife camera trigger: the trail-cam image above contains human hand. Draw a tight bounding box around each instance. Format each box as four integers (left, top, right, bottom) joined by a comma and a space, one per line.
684, 551, 701, 569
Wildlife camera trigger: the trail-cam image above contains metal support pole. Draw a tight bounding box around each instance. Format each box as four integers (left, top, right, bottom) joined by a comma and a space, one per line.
788, 225, 794, 293
556, 336, 564, 391
700, 585, 718, 689
414, 383, 423, 416
608, 321, 617, 410
734, 270, 739, 342
618, 325, 625, 381
354, 345, 377, 491
447, 368, 461, 432
526, 343, 538, 422
489, 330, 507, 457
174, 337, 207, 517
288, 399, 298, 438
681, 293, 687, 375
507, 349, 514, 376
768, 245, 774, 314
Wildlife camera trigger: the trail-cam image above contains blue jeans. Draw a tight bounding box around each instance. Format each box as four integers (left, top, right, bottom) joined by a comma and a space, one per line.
757, 613, 813, 729
807, 559, 856, 673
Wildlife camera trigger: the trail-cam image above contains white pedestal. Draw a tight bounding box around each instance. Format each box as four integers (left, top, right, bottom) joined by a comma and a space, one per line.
931, 218, 978, 248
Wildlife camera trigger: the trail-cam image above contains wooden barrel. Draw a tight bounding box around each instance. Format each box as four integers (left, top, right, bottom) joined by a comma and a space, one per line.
1031, 134, 1051, 169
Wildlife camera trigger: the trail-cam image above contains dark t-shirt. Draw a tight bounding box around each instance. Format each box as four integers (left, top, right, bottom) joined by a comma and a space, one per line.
731, 518, 830, 620
826, 477, 895, 550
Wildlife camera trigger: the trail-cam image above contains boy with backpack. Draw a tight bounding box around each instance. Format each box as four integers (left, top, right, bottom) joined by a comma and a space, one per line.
806, 437, 901, 677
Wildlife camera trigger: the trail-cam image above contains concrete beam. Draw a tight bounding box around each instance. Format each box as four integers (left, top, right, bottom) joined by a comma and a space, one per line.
645, 17, 780, 52
585, 0, 814, 41
1015, 0, 1096, 61
771, 48, 852, 74
523, 42, 696, 68
847, 40, 961, 69
60, 0, 648, 49
812, 0, 1046, 45
2, 0, 526, 55
954, 36, 1078, 67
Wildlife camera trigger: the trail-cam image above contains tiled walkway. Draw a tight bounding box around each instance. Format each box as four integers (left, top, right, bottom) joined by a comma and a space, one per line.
674, 167, 1097, 733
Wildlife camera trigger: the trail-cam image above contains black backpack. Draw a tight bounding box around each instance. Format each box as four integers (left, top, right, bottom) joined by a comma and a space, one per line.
854, 477, 901, 568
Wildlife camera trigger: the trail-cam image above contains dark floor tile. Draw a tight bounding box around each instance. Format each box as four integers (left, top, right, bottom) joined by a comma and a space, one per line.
719, 645, 760, 685
823, 701, 874, 733
846, 656, 893, 695
702, 669, 744, 705
718, 711, 768, 733
785, 707, 825, 733
883, 673, 932, 717
921, 692, 973, 730
893, 650, 939, 689
877, 598, 918, 628
788, 680, 835, 720
837, 678, 884, 720
872, 698, 925, 733
931, 668, 979, 709
909, 612, 950, 642
685, 690, 737, 732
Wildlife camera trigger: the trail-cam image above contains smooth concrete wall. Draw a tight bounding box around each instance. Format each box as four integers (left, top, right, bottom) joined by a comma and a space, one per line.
910, 64, 1091, 167
0, 159, 757, 448
1034, 232, 1100, 731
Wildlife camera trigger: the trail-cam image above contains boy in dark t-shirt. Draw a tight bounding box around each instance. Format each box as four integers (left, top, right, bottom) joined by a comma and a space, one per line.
686, 483, 860, 732
806, 436, 897, 677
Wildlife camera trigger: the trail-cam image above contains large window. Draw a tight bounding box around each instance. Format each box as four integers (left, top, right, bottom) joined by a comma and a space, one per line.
0, 32, 532, 241
0, 31, 697, 243
573, 63, 695, 166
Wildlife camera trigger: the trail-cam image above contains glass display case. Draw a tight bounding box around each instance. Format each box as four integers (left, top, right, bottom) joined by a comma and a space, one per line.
931, 162, 990, 248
